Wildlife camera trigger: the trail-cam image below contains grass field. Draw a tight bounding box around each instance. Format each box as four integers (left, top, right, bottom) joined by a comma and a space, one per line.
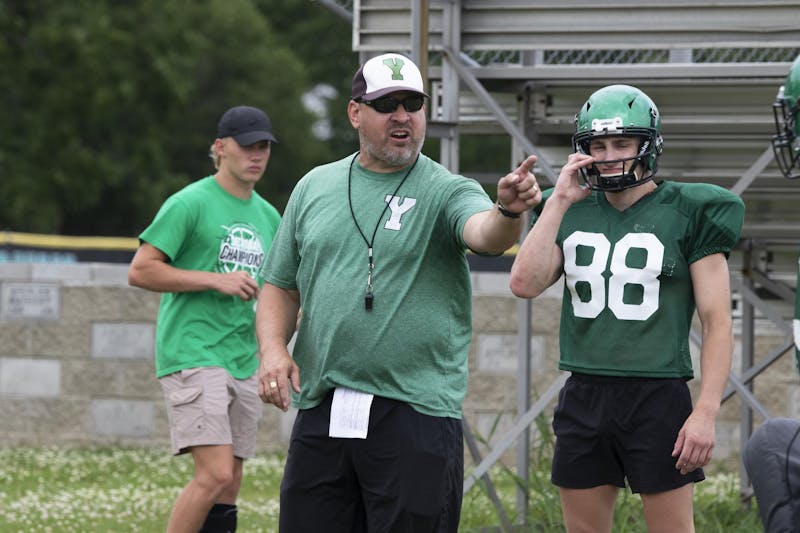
0, 447, 762, 532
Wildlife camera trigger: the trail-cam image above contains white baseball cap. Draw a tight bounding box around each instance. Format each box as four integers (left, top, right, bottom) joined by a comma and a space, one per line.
351, 53, 429, 101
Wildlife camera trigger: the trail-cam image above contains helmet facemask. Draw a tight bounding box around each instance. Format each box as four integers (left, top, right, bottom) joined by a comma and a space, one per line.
771, 85, 800, 179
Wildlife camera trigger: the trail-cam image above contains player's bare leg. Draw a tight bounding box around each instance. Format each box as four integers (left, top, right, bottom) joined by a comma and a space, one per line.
166, 444, 236, 533
640, 483, 695, 533
559, 484, 618, 533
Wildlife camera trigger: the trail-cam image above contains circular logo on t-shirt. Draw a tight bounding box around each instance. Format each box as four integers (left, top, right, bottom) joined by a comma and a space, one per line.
218, 224, 265, 279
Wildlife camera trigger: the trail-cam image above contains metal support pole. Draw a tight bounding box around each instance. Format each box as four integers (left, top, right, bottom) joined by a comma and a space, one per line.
410, 0, 428, 89
513, 94, 532, 525
739, 248, 755, 494
462, 419, 514, 532
730, 146, 775, 197
438, 0, 460, 171
515, 297, 531, 524
723, 340, 795, 402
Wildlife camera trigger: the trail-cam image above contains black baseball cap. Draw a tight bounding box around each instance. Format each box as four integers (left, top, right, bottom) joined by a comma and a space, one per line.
216, 106, 278, 146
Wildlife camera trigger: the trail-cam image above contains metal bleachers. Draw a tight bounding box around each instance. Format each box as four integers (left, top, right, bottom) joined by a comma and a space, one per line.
353, 0, 800, 245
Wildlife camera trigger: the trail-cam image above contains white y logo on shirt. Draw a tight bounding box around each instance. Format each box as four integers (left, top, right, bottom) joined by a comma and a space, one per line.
384, 195, 416, 231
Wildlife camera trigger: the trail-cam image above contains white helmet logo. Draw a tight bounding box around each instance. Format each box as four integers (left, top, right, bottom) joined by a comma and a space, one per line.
591, 117, 623, 132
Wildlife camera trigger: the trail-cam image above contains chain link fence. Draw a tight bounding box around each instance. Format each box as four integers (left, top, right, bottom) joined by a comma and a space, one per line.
464, 47, 800, 66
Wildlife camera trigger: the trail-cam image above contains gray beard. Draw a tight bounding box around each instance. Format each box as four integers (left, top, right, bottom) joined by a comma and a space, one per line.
360, 132, 425, 169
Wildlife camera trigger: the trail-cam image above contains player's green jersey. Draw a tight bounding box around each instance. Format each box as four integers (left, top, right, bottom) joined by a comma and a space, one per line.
532, 181, 744, 378
140, 176, 282, 379
263, 153, 493, 418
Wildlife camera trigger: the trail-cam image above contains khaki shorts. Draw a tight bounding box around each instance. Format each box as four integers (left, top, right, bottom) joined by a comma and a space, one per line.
159, 367, 261, 458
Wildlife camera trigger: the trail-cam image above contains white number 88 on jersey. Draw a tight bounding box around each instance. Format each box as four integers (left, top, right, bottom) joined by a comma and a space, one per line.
563, 231, 664, 321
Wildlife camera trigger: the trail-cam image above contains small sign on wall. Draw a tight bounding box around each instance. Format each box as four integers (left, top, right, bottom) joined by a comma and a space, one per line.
0, 283, 59, 321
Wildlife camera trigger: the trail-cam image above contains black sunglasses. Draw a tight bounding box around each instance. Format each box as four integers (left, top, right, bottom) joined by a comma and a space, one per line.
361, 94, 425, 113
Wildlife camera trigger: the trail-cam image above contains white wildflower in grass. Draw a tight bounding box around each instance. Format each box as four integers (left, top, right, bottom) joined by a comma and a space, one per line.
696, 472, 739, 499
0, 447, 761, 532
0, 447, 283, 532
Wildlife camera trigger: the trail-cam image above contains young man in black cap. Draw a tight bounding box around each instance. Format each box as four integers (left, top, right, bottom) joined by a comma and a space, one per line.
255, 53, 541, 531
129, 105, 282, 533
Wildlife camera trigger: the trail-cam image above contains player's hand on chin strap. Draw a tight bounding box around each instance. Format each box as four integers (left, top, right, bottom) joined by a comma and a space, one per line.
551, 152, 594, 205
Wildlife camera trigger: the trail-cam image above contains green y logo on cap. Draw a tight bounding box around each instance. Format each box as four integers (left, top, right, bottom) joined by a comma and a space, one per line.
383, 58, 405, 80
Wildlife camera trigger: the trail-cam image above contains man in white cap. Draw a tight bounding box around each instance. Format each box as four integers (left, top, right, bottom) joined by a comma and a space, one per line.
254, 52, 542, 532
129, 105, 282, 533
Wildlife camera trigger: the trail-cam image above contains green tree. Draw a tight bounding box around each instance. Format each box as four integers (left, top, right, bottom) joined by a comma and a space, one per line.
0, 0, 338, 235
252, 0, 359, 157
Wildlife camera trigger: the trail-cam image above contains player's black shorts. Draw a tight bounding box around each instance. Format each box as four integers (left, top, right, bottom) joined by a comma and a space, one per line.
551, 372, 705, 494
279, 391, 463, 533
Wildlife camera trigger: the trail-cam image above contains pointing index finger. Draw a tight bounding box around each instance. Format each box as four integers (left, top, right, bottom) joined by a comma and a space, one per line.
515, 155, 538, 177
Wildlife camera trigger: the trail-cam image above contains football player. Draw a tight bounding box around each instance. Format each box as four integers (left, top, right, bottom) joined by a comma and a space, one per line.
743, 54, 800, 533
511, 84, 745, 532
772, 54, 800, 375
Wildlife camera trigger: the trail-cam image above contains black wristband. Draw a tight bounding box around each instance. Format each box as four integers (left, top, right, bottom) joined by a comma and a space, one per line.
496, 201, 521, 219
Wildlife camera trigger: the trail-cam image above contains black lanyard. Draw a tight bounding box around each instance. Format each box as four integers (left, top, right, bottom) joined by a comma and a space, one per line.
347, 152, 419, 311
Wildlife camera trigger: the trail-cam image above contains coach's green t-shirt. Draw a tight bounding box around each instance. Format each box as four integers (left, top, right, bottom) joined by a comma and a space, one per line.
532, 181, 744, 378
140, 176, 282, 379
263, 153, 493, 418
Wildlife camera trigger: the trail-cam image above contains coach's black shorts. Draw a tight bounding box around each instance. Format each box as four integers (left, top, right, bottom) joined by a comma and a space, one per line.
279, 391, 463, 533
551, 372, 705, 494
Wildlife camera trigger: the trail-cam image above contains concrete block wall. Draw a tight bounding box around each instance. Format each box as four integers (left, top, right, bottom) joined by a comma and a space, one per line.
0, 263, 291, 452
1, 264, 796, 470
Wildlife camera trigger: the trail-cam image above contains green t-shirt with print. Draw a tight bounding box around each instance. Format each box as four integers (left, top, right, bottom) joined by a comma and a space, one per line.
140, 176, 282, 379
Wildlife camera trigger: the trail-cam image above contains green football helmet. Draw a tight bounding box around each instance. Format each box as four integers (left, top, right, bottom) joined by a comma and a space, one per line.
772, 54, 800, 179
573, 84, 663, 191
